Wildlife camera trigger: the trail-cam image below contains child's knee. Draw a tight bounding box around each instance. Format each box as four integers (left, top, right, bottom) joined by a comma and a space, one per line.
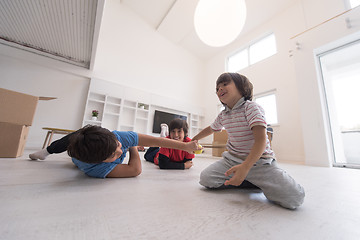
199, 170, 211, 187
277, 186, 305, 210
290, 187, 305, 209
199, 169, 221, 188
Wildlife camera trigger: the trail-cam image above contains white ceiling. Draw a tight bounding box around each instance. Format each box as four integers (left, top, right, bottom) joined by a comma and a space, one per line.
122, 0, 299, 60
0, 0, 299, 68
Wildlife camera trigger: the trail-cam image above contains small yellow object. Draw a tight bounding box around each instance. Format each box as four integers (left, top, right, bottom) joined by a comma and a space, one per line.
194, 144, 203, 154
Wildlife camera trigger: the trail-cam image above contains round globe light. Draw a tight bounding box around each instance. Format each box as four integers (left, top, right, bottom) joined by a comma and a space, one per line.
194, 0, 247, 47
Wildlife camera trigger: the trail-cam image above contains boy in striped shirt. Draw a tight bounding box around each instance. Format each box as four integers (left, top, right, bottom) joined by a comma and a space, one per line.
192, 73, 305, 209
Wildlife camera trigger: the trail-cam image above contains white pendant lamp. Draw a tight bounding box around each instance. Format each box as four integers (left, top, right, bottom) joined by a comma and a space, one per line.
194, 0, 247, 47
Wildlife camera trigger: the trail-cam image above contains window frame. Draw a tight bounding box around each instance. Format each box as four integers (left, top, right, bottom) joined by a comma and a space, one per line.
344, 0, 360, 9
253, 90, 279, 126
226, 32, 277, 72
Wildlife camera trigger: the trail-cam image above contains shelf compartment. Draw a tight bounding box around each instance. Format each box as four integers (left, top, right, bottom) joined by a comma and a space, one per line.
89, 92, 105, 102
137, 103, 150, 110
107, 96, 122, 105
105, 104, 120, 114
124, 100, 137, 108
136, 110, 149, 119
135, 118, 147, 134
191, 120, 198, 127
85, 101, 104, 121
120, 125, 134, 131
191, 115, 199, 121
120, 108, 135, 126
102, 114, 119, 130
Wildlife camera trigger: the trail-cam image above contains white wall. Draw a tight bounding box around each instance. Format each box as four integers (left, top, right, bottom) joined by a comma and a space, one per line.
0, 51, 90, 149
202, 0, 351, 165
92, 0, 205, 107
291, 5, 360, 166
0, 0, 205, 150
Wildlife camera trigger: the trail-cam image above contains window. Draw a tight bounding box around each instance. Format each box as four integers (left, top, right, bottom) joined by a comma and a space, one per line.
318, 39, 360, 167
226, 33, 277, 72
254, 92, 278, 125
350, 0, 360, 8
227, 49, 248, 72
249, 34, 277, 64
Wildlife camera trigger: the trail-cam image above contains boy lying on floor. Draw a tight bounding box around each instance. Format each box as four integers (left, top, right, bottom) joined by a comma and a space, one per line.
29, 125, 200, 178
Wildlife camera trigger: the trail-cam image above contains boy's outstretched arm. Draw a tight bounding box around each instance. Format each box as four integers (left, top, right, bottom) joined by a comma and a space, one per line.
191, 126, 214, 141
138, 133, 200, 153
106, 146, 142, 178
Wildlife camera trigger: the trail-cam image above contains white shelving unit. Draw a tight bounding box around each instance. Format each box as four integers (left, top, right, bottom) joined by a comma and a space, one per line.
189, 113, 204, 136
83, 92, 105, 126
82, 78, 204, 136
83, 91, 151, 134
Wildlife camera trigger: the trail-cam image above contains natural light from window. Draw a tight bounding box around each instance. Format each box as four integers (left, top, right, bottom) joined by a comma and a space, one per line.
249, 34, 277, 64
226, 33, 277, 72
331, 71, 360, 131
350, 0, 360, 8
255, 93, 278, 125
227, 49, 248, 72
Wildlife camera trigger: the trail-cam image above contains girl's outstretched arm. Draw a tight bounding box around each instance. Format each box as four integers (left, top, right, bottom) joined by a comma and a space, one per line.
138, 134, 200, 153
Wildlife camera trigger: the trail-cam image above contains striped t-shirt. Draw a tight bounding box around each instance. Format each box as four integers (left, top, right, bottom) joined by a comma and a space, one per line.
211, 98, 274, 158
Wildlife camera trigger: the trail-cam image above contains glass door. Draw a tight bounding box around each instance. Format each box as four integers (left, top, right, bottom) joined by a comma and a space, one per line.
318, 39, 360, 168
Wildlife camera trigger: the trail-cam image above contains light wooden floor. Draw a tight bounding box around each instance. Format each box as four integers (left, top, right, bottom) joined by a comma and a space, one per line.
1, 150, 359, 240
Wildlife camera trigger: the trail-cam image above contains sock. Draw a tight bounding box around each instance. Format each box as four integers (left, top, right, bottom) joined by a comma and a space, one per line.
29, 149, 50, 160
160, 123, 169, 138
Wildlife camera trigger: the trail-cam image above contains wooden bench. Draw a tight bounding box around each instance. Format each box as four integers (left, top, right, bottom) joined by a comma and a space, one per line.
42, 127, 76, 148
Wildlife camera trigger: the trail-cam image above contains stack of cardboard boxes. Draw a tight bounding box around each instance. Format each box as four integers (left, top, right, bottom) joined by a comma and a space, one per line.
212, 130, 228, 157
0, 88, 39, 158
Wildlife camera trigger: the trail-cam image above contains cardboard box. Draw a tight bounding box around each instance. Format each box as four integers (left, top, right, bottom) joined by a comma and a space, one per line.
211, 142, 227, 157
0, 122, 30, 158
0, 88, 39, 126
0, 88, 56, 157
212, 130, 228, 157
213, 130, 228, 142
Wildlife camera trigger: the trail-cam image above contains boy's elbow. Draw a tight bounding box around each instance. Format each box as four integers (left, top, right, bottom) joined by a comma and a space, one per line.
128, 165, 142, 177
133, 166, 142, 176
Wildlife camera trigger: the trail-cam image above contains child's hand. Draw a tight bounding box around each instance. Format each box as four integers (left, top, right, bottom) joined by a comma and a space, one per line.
224, 164, 250, 186
184, 160, 193, 169
194, 144, 203, 154
185, 140, 201, 154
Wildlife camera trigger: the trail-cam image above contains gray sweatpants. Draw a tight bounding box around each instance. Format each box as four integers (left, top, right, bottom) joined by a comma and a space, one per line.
200, 151, 305, 209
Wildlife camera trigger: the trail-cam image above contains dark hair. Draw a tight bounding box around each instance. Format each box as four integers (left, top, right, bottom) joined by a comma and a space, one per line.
216, 72, 253, 101
169, 118, 189, 136
67, 125, 118, 163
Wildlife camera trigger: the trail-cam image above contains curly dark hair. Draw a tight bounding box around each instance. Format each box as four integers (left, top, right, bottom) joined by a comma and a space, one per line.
216, 72, 253, 102
67, 125, 118, 163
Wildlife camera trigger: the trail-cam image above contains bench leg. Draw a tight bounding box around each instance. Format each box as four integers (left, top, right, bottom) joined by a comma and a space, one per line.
42, 131, 51, 149
47, 131, 55, 147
